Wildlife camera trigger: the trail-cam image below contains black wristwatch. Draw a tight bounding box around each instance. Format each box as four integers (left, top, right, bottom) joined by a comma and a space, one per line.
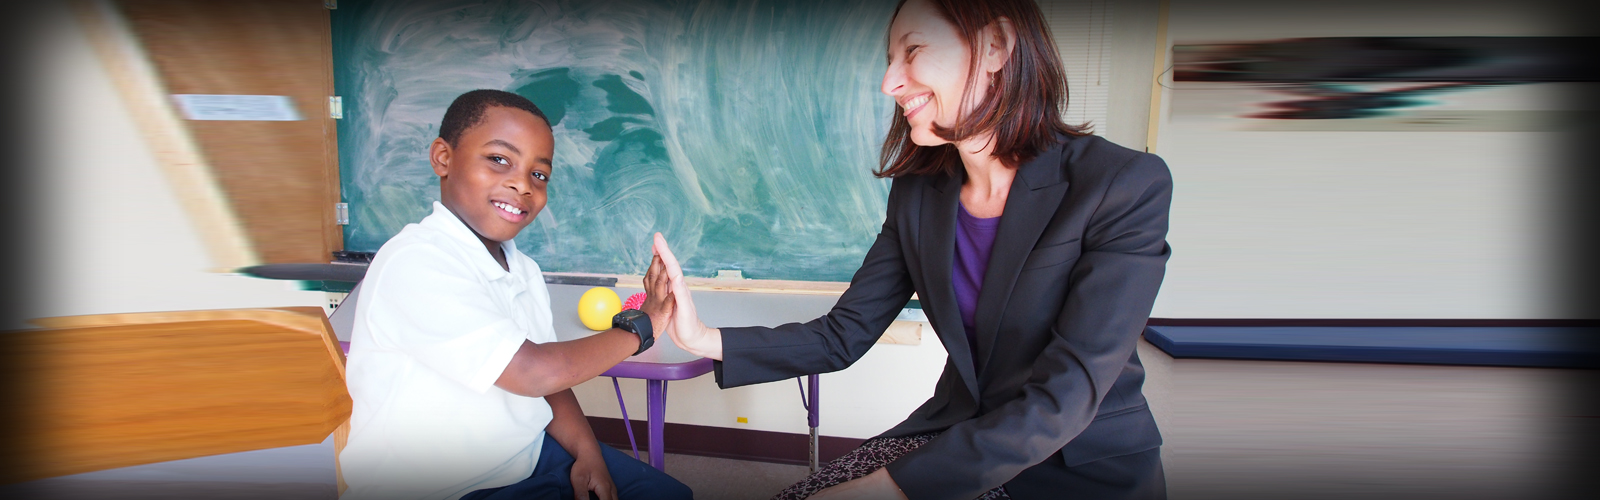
612, 308, 654, 355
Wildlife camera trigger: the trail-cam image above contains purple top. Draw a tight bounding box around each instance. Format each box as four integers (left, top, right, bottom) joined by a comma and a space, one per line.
953, 204, 1002, 353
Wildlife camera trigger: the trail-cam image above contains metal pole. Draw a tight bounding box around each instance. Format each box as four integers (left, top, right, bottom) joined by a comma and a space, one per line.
807, 374, 820, 472
612, 377, 640, 460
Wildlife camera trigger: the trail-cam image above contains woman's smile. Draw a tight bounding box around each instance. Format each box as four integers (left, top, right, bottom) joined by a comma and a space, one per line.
902, 93, 932, 118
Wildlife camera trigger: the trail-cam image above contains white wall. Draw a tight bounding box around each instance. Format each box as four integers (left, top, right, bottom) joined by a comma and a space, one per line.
1149, 0, 1577, 319
23, 1, 327, 327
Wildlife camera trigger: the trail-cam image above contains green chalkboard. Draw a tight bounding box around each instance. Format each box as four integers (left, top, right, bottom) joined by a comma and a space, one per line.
332, 0, 899, 281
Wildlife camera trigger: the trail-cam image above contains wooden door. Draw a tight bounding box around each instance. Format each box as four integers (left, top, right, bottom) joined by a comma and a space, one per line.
87, 0, 342, 265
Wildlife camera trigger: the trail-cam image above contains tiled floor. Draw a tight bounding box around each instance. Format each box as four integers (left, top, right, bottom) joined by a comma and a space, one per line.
663, 454, 810, 500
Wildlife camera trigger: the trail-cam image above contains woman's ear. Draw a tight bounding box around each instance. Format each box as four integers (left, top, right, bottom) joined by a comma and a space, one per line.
429, 137, 452, 177
980, 17, 1017, 76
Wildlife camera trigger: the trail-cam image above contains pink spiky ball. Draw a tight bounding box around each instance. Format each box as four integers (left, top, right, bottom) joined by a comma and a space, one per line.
622, 292, 647, 311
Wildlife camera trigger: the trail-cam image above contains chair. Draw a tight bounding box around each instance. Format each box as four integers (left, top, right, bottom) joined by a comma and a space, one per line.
0, 307, 352, 487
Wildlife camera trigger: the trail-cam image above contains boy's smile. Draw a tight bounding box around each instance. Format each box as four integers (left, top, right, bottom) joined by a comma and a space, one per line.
431, 105, 555, 260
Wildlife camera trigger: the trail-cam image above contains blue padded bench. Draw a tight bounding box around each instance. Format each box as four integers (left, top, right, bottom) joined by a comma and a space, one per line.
1142, 325, 1596, 368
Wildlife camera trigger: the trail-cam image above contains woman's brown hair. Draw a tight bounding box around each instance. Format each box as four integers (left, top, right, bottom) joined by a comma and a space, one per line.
875, 0, 1090, 178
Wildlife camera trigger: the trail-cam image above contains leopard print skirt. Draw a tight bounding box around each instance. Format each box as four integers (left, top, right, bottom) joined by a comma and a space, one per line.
771, 433, 1009, 500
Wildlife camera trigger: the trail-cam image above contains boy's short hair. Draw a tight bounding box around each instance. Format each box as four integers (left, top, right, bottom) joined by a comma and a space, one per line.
439, 89, 549, 147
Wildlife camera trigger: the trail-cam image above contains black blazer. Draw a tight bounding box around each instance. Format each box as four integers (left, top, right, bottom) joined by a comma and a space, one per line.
714, 134, 1173, 500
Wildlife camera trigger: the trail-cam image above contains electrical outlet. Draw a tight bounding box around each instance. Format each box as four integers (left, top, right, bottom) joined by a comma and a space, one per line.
327, 292, 350, 314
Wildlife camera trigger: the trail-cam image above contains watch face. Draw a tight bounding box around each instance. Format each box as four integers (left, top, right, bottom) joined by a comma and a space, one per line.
614, 308, 646, 332
614, 309, 653, 355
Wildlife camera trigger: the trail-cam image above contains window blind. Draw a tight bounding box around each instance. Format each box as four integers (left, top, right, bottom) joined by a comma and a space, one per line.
1038, 0, 1114, 136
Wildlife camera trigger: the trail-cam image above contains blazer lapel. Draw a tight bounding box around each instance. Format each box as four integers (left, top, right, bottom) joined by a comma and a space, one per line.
921, 170, 981, 402
971, 144, 1071, 374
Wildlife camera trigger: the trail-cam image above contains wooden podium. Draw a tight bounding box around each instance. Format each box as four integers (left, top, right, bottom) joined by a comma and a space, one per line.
1, 308, 351, 485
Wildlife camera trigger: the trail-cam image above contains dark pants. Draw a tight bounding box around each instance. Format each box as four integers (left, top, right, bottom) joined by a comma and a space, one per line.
1003, 447, 1166, 500
776, 433, 1163, 500
462, 440, 692, 500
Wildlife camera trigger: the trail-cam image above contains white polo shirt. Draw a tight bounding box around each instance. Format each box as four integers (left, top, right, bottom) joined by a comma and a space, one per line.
340, 202, 555, 500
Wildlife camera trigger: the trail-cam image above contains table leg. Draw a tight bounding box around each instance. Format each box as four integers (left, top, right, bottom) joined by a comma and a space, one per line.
646, 379, 667, 470
806, 374, 820, 472
611, 377, 640, 460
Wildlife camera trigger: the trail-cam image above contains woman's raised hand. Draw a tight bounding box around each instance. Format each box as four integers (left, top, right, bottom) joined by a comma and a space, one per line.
638, 253, 674, 344
651, 233, 724, 360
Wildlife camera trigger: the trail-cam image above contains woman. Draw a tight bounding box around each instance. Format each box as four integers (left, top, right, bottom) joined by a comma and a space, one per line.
654, 0, 1172, 498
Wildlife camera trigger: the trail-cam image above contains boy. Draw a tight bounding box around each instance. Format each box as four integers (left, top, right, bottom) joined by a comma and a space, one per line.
340, 89, 690, 500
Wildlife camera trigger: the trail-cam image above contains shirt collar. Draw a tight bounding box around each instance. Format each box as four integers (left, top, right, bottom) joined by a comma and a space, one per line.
421, 201, 520, 280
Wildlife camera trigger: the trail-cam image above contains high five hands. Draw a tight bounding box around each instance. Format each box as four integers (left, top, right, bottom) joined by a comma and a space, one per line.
639, 251, 675, 344
650, 233, 724, 360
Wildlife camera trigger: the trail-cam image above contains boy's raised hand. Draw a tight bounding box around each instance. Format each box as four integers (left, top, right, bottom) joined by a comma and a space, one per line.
651, 233, 724, 360
639, 254, 674, 343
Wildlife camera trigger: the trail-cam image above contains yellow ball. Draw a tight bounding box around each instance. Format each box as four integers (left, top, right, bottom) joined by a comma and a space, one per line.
577, 287, 622, 331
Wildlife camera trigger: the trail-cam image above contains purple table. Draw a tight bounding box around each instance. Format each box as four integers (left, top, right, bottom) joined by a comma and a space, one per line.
554, 318, 819, 472
591, 341, 714, 471
545, 285, 720, 471
546, 290, 720, 471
